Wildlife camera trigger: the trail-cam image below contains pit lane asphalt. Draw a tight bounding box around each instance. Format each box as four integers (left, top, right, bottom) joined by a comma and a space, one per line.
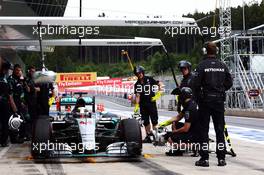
0, 97, 264, 175
1, 139, 264, 175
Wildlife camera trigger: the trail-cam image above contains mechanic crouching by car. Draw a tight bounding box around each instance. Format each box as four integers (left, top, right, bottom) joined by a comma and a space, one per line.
194, 42, 233, 167
159, 87, 199, 156
134, 66, 163, 143
8, 64, 30, 143
0, 60, 18, 147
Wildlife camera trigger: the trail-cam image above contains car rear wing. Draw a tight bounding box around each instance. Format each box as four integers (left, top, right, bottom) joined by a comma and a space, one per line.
60, 96, 96, 112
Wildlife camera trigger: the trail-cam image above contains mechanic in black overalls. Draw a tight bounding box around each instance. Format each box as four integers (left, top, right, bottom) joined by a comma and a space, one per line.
160, 87, 199, 156
8, 64, 29, 143
0, 60, 19, 146
134, 66, 163, 143
194, 42, 233, 167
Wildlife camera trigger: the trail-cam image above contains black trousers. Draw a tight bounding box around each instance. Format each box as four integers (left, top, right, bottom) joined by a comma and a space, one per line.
166, 122, 193, 143
140, 102, 158, 126
198, 100, 226, 160
0, 101, 10, 144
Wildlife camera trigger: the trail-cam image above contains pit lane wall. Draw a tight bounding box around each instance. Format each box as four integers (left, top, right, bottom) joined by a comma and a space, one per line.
225, 109, 264, 118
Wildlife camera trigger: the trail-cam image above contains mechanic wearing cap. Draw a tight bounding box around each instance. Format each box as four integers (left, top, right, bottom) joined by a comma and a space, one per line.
8, 64, 30, 143
134, 66, 163, 143
0, 59, 18, 147
172, 60, 194, 98
159, 87, 199, 156
194, 42, 233, 167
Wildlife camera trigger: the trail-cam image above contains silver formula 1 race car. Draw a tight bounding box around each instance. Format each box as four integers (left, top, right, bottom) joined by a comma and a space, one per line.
31, 96, 142, 159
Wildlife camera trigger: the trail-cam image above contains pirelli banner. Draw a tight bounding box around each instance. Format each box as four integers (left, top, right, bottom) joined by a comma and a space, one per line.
56, 72, 97, 87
